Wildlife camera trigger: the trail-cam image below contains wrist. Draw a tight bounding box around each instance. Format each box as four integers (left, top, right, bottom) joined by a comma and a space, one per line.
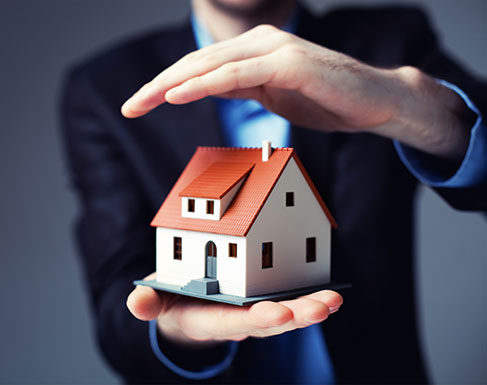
385, 66, 472, 160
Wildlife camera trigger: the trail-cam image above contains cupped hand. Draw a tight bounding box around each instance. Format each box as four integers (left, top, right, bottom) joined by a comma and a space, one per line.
121, 24, 470, 159
127, 273, 343, 344
121, 24, 399, 132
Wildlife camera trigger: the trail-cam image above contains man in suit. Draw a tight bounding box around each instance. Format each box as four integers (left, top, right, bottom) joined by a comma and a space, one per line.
62, 0, 486, 383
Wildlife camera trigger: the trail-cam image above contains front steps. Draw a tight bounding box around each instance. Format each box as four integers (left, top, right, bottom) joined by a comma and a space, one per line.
182, 278, 219, 295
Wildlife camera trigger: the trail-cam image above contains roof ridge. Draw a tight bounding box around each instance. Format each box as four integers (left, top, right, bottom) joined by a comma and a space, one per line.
197, 146, 294, 152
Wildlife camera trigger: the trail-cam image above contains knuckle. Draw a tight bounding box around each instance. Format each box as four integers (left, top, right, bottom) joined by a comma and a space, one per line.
397, 65, 423, 84
253, 24, 277, 34
277, 31, 296, 45
221, 62, 239, 76
282, 43, 306, 59
399, 65, 419, 76
278, 44, 307, 68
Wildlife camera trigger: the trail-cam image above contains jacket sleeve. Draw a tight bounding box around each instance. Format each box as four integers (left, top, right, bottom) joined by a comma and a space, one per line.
396, 8, 487, 211
393, 81, 487, 186
60, 68, 235, 384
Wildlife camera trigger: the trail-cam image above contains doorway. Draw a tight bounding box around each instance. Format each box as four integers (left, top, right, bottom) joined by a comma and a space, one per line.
205, 241, 217, 279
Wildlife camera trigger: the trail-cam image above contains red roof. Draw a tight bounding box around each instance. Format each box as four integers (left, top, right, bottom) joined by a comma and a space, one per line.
151, 147, 337, 236
179, 161, 254, 199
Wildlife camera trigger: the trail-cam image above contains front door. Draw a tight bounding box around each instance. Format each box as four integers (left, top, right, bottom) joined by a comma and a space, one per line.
205, 241, 217, 279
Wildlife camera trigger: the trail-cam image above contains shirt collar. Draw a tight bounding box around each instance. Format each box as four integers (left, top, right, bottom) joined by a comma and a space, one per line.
190, 9, 298, 112
191, 8, 298, 50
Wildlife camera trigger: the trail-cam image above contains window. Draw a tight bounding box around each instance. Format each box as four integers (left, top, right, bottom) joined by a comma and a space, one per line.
306, 237, 316, 263
187, 199, 195, 212
262, 242, 273, 268
206, 200, 214, 214
173, 237, 182, 260
286, 192, 294, 207
229, 243, 237, 258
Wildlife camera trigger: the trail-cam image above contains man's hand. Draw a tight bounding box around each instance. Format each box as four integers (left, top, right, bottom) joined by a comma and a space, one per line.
127, 273, 342, 344
122, 25, 472, 160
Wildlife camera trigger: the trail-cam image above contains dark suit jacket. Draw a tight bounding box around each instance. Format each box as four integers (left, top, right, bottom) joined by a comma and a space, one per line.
61, 5, 487, 384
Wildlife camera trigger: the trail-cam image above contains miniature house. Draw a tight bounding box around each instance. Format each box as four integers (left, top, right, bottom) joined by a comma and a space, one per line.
151, 141, 337, 298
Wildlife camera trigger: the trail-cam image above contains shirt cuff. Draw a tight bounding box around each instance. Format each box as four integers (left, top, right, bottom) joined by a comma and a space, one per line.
394, 80, 487, 187
148, 319, 239, 380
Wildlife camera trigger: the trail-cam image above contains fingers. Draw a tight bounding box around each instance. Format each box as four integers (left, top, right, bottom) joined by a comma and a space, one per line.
121, 25, 293, 118
174, 289, 342, 341
165, 54, 278, 104
128, 272, 343, 343
175, 300, 293, 341
303, 289, 343, 312
246, 290, 343, 338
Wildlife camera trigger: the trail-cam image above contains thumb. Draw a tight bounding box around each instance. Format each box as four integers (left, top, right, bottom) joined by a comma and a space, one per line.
127, 285, 163, 321
127, 273, 163, 321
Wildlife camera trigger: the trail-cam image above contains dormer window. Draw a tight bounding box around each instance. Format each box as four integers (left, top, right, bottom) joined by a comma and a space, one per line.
206, 200, 214, 214
286, 192, 294, 207
179, 161, 254, 220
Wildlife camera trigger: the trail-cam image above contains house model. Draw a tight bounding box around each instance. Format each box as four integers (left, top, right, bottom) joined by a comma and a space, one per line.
148, 141, 337, 301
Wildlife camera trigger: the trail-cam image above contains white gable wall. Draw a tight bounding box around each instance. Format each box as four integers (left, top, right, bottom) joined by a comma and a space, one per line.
156, 227, 247, 296
245, 157, 331, 297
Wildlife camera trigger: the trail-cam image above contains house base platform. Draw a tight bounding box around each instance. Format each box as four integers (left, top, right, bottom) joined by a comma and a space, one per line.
133, 279, 351, 306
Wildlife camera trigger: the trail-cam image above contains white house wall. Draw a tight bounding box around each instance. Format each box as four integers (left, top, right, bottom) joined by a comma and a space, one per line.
246, 157, 331, 297
181, 197, 220, 220
156, 227, 247, 296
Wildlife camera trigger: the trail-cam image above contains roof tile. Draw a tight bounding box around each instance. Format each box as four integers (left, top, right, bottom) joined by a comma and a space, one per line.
179, 161, 254, 199
151, 147, 337, 235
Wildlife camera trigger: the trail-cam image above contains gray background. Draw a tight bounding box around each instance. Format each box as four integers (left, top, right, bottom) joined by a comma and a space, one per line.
0, 0, 485, 383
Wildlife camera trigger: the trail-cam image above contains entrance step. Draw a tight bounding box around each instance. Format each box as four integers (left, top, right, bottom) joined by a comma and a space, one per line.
182, 278, 219, 295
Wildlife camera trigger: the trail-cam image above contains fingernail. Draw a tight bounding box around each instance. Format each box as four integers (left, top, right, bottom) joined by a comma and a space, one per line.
329, 306, 341, 313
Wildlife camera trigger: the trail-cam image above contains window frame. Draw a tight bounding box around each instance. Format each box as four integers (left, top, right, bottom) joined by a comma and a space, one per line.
206, 200, 214, 214
228, 243, 237, 258
173, 237, 182, 260
262, 242, 273, 269
286, 191, 295, 207
187, 198, 195, 213
306, 237, 316, 263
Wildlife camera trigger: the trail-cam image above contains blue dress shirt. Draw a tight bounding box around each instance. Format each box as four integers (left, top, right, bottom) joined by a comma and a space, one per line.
149, 11, 487, 383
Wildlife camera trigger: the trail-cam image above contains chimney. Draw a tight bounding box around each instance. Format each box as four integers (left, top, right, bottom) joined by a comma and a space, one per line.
262, 140, 272, 162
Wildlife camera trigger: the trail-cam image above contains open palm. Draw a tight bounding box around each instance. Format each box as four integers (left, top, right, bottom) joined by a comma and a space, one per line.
128, 273, 342, 344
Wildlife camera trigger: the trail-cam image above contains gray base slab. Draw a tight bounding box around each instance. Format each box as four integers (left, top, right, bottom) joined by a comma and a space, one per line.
133, 279, 351, 306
